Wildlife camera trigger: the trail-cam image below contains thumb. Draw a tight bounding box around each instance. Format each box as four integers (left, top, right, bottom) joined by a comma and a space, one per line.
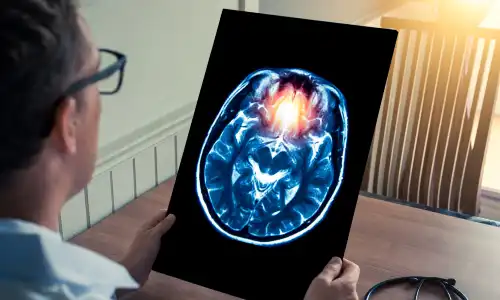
153, 214, 176, 236
317, 256, 342, 282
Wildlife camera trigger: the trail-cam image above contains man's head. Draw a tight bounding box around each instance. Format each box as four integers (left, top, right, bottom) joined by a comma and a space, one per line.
0, 0, 101, 199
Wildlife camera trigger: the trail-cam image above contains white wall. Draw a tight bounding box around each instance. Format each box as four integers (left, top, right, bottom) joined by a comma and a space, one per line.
259, 0, 406, 24
495, 94, 500, 115
81, 0, 239, 149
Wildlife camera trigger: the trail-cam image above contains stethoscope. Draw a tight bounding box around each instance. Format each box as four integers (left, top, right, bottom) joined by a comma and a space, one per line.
363, 276, 468, 300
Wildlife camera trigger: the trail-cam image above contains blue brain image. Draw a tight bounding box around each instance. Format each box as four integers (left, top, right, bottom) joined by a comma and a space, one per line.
196, 68, 348, 247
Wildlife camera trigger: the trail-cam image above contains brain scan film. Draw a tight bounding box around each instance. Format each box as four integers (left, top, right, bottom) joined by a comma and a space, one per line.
196, 68, 348, 247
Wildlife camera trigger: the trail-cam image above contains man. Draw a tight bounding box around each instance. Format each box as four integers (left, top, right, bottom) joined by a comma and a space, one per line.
0, 1, 360, 299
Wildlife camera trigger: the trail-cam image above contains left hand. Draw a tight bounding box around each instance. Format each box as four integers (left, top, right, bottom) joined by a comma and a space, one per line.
120, 210, 176, 286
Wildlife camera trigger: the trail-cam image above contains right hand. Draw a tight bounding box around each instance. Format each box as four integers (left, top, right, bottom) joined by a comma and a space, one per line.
304, 257, 360, 300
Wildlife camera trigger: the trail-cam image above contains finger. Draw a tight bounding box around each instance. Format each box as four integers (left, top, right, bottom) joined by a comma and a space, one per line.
337, 259, 360, 284
153, 214, 176, 236
316, 256, 342, 282
142, 210, 169, 229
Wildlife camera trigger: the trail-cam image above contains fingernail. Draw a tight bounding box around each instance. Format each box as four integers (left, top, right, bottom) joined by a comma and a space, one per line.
331, 257, 342, 264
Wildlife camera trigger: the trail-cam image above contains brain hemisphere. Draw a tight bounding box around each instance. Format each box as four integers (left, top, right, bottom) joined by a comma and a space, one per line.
199, 68, 347, 246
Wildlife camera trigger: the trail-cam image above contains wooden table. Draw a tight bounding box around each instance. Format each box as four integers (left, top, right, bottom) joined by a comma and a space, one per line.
71, 177, 500, 299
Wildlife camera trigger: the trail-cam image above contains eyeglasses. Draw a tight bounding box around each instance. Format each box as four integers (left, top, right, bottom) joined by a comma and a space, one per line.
64, 48, 127, 96
40, 48, 127, 137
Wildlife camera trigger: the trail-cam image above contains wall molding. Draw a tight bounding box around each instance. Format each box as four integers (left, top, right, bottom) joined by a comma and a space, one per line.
353, 0, 410, 26
481, 187, 500, 201
240, 0, 259, 12
94, 102, 195, 177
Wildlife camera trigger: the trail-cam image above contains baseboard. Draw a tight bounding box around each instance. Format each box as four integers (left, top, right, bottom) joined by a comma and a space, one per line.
481, 187, 500, 201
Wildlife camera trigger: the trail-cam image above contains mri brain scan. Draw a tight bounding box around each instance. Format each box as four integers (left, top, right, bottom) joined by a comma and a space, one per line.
196, 68, 348, 246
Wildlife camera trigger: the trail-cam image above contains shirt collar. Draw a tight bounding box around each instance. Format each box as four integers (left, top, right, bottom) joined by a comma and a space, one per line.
0, 218, 138, 290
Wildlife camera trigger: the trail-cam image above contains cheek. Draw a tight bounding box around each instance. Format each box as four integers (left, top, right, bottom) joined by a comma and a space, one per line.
94, 97, 102, 129
80, 90, 101, 150
87, 90, 102, 132
91, 99, 102, 150
93, 89, 102, 119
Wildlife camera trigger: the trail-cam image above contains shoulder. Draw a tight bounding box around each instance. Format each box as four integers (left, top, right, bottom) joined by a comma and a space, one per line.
0, 219, 136, 299
0, 279, 115, 300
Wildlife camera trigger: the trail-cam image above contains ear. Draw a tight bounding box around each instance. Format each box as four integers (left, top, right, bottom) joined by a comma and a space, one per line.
50, 97, 79, 155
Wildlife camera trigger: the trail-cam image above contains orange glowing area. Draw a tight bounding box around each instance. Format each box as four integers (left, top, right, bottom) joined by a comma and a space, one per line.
275, 100, 300, 130
265, 85, 314, 135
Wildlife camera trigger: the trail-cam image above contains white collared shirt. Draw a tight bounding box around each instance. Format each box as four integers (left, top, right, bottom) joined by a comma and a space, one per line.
0, 218, 139, 299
